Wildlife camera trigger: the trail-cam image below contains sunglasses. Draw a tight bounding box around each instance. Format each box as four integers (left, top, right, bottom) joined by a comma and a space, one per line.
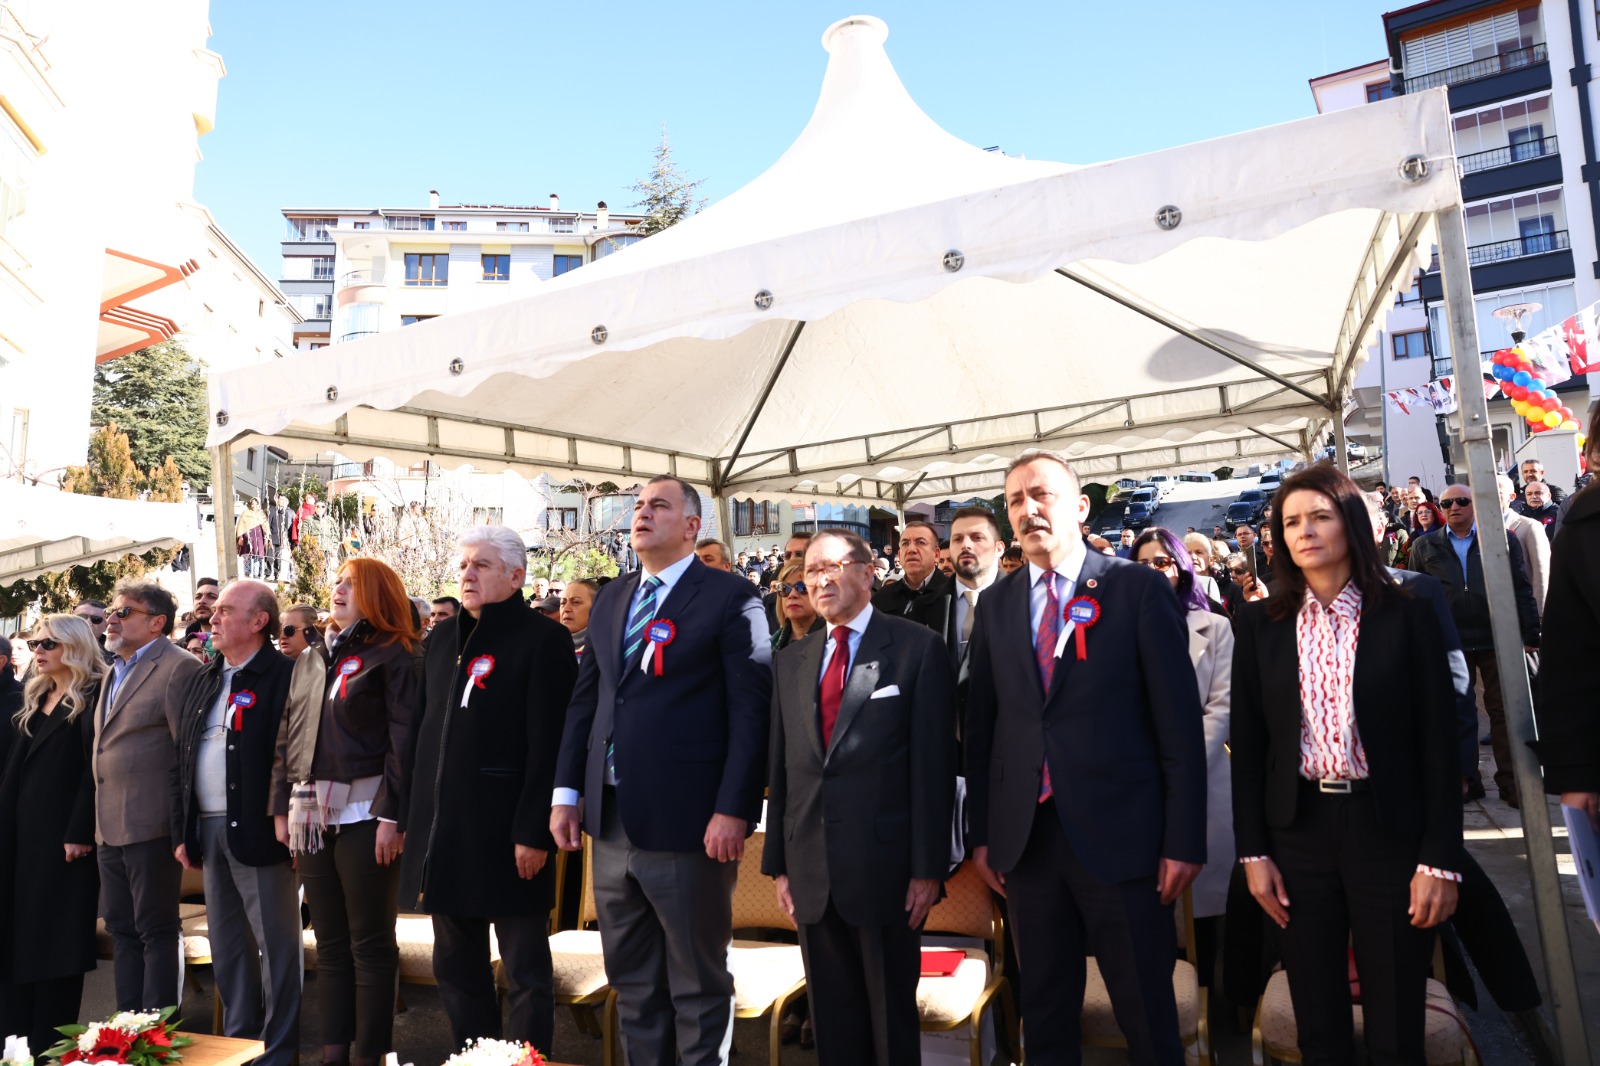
1138, 556, 1176, 571
1229, 567, 1250, 577
111, 605, 158, 620
77, 613, 105, 625
780, 582, 808, 596
282, 625, 306, 638
1438, 498, 1474, 509
27, 638, 60, 651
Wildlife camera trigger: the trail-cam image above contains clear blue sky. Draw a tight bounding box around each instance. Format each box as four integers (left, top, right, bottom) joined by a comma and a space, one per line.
197, 1, 1394, 274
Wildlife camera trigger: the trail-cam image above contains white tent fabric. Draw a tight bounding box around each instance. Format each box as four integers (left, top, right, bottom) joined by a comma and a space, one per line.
207, 15, 1462, 503
0, 481, 200, 586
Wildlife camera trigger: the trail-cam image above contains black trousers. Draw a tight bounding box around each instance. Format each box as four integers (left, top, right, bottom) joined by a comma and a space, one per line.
796, 898, 921, 1066
299, 819, 400, 1057
0, 974, 85, 1056
98, 836, 183, 1011
431, 913, 554, 1052
1271, 786, 1434, 1066
1006, 801, 1183, 1066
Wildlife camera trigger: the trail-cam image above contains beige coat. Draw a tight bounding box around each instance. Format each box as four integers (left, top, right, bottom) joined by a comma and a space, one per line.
1506, 510, 1550, 616
91, 636, 202, 846
270, 644, 329, 815
1187, 609, 1236, 918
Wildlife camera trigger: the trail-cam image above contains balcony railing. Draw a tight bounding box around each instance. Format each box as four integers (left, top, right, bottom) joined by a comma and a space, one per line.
1467, 228, 1569, 266
1459, 135, 1558, 175
338, 269, 378, 289
337, 330, 379, 343
1404, 42, 1548, 94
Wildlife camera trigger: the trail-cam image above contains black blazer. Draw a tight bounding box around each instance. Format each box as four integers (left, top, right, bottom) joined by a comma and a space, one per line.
762, 611, 956, 927
172, 644, 293, 867
554, 556, 773, 852
1532, 485, 1600, 792
964, 551, 1207, 882
1229, 588, 1464, 872
1388, 568, 1478, 779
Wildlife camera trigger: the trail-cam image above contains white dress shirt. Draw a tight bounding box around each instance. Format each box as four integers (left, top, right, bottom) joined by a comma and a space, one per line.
1026, 547, 1088, 634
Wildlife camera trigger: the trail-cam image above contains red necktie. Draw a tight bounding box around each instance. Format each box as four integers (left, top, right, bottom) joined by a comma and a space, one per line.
820, 627, 851, 749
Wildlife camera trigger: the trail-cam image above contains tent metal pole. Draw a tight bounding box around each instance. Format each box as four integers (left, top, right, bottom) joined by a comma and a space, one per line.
1055, 268, 1333, 410
714, 491, 732, 551
721, 321, 806, 483
1333, 405, 1350, 476
211, 445, 239, 582
1435, 207, 1589, 1065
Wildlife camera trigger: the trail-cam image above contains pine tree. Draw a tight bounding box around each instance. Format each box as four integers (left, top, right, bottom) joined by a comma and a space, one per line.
630, 125, 707, 235
90, 340, 210, 486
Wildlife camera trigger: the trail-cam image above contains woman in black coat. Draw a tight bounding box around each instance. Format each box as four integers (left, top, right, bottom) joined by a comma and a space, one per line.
1534, 407, 1600, 820
0, 615, 107, 1054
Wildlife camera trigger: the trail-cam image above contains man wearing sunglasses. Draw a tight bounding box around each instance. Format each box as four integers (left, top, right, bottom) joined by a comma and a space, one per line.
93, 581, 202, 1012
75, 599, 115, 664
278, 604, 325, 663
1407, 483, 1541, 808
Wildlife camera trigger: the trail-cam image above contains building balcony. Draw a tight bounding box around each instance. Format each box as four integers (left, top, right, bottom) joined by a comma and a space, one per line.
337, 330, 379, 343
1467, 228, 1569, 267
335, 269, 389, 307
1459, 135, 1557, 176
1418, 230, 1574, 301
1404, 43, 1547, 94
1459, 136, 1562, 202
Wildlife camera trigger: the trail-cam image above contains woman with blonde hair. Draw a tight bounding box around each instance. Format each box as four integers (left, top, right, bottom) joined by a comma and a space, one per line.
274, 557, 419, 1066
770, 558, 820, 652
0, 614, 107, 1052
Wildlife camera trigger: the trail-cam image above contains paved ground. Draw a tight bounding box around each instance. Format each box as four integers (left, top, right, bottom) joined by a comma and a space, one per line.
71, 475, 1600, 1063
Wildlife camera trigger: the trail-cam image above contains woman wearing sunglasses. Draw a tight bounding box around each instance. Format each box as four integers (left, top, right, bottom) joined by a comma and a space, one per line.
0, 615, 107, 1053
1131, 528, 1235, 977
770, 558, 821, 653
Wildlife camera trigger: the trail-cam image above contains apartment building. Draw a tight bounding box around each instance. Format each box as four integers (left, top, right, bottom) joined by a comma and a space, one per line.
1384, 0, 1599, 475
279, 193, 647, 350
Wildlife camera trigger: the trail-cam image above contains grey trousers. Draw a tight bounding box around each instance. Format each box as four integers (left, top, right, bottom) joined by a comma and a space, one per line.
593, 796, 738, 1066
198, 817, 303, 1066
98, 836, 183, 1011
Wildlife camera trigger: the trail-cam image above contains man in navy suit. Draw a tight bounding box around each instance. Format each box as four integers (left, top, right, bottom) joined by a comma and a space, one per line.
966, 449, 1206, 1065
551, 475, 772, 1066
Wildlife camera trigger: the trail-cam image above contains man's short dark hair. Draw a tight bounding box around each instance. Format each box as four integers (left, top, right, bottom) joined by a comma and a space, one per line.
1002, 545, 1024, 562
950, 505, 1002, 540
77, 599, 107, 612
115, 580, 180, 636
785, 531, 813, 544
196, 577, 220, 590
0, 633, 11, 664
809, 529, 873, 565
644, 475, 701, 518
431, 595, 461, 613
1005, 448, 1081, 495
901, 520, 940, 543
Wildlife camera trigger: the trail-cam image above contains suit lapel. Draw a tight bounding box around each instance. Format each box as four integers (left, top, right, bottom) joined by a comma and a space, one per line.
996, 567, 1045, 702
654, 558, 706, 622
1046, 551, 1108, 703
25, 698, 69, 756
603, 571, 642, 681
826, 615, 891, 759
787, 632, 828, 763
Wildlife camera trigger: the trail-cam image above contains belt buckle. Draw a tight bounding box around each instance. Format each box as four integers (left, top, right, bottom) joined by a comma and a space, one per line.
1318, 779, 1352, 794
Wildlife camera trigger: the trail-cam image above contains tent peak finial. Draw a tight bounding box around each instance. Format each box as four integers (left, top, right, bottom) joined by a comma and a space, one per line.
822, 15, 888, 53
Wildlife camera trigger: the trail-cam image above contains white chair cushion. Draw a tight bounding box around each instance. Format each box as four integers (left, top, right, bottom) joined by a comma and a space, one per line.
728, 939, 805, 1014
915, 948, 992, 1026
549, 929, 609, 999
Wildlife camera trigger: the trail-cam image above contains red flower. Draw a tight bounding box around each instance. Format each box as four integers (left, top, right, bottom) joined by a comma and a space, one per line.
60, 1050, 83, 1064
142, 1027, 174, 1061
88, 1027, 135, 1063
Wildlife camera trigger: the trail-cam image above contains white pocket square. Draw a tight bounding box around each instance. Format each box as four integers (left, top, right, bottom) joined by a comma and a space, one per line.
870, 684, 901, 699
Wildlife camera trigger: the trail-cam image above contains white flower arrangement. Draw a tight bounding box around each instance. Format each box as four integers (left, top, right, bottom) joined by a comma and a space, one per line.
440, 1038, 544, 1066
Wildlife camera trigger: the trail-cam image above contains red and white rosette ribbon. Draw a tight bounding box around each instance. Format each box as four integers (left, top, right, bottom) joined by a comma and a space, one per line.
642, 619, 676, 676
461, 654, 495, 707
334, 656, 362, 699
230, 690, 256, 732
1061, 596, 1101, 661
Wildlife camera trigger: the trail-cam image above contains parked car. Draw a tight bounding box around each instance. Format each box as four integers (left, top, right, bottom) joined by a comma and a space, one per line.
1258, 471, 1283, 498
1147, 474, 1177, 498
1123, 498, 1156, 530
1178, 471, 1217, 483
1225, 488, 1269, 527
1129, 487, 1159, 515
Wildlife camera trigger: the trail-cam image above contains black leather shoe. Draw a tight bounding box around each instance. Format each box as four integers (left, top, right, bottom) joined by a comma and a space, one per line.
1479, 733, 1492, 746
1463, 780, 1486, 803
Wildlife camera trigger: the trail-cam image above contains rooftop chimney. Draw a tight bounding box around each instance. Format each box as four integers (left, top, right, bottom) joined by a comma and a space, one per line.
549, 192, 560, 212
428, 189, 439, 209
596, 201, 609, 229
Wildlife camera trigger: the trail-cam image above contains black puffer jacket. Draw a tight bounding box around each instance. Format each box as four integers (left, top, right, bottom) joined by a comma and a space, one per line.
1407, 526, 1540, 651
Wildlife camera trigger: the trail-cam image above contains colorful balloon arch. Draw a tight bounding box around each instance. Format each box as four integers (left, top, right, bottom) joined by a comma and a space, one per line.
1489, 347, 1582, 435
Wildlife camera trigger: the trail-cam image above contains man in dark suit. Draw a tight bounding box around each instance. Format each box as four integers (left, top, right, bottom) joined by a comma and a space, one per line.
966, 449, 1206, 1065
872, 520, 950, 617
763, 530, 956, 1065
551, 475, 772, 1066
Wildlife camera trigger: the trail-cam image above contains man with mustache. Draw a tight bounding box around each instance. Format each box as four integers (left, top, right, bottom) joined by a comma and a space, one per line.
873, 521, 951, 618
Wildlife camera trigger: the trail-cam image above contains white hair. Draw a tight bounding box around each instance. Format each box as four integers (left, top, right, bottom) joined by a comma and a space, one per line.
458, 525, 528, 574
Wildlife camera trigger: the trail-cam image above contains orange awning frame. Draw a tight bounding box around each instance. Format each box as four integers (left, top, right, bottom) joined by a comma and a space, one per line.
96, 248, 198, 363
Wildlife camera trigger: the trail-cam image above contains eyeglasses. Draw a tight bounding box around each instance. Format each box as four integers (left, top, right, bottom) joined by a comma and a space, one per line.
111, 606, 158, 620
1438, 498, 1474, 509
1228, 567, 1250, 577
76, 613, 105, 624
26, 638, 60, 651
1138, 556, 1176, 572
803, 560, 867, 580
780, 581, 808, 596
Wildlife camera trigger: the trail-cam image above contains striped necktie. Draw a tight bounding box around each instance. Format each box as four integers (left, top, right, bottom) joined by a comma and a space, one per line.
622, 575, 663, 668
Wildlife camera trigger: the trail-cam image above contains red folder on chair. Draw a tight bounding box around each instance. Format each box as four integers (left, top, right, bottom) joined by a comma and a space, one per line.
920, 950, 965, 977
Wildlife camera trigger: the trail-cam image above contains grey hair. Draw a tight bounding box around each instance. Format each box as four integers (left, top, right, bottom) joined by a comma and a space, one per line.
458, 525, 528, 574
809, 528, 873, 564
115, 579, 179, 635
695, 538, 731, 565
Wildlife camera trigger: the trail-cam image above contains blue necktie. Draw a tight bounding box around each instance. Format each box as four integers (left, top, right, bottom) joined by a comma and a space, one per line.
609, 575, 663, 784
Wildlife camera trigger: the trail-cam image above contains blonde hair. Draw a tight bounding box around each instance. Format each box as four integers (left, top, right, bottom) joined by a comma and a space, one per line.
16, 614, 107, 736
776, 558, 807, 623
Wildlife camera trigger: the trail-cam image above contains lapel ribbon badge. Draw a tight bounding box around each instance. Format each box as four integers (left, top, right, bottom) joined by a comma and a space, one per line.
643, 620, 676, 676
1063, 596, 1101, 661
462, 655, 495, 707
335, 656, 362, 699
230, 689, 256, 732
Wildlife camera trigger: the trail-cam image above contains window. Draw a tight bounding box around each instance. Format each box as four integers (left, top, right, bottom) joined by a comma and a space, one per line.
1365, 81, 1394, 102
553, 254, 582, 276
593, 233, 643, 259
1519, 213, 1555, 253
246, 450, 255, 471
404, 253, 449, 286
1453, 96, 1553, 169
482, 253, 510, 281
1402, 6, 1543, 79
308, 343, 328, 350
388, 215, 434, 231
285, 217, 336, 241
289, 293, 334, 319
1462, 186, 1565, 254
352, 221, 370, 230
401, 315, 438, 326
442, 220, 466, 231
1396, 274, 1422, 306
545, 508, 579, 530
497, 221, 529, 233
1509, 124, 1546, 160
732, 499, 780, 536
1393, 330, 1430, 360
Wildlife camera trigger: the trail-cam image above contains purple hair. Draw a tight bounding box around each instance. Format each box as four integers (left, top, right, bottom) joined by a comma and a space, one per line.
1130, 527, 1211, 613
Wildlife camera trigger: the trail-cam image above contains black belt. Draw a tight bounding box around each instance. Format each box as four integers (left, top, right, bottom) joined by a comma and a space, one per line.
1299, 776, 1372, 794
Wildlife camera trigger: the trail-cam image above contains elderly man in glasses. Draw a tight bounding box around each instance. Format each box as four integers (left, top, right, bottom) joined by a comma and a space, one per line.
1406, 483, 1541, 808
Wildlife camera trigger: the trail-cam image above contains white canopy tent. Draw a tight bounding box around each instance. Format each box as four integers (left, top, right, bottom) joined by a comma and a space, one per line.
0, 480, 200, 587
206, 16, 1588, 1057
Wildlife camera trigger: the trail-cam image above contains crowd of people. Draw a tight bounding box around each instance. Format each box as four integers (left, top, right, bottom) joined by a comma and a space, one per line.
2, 421, 1599, 1066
